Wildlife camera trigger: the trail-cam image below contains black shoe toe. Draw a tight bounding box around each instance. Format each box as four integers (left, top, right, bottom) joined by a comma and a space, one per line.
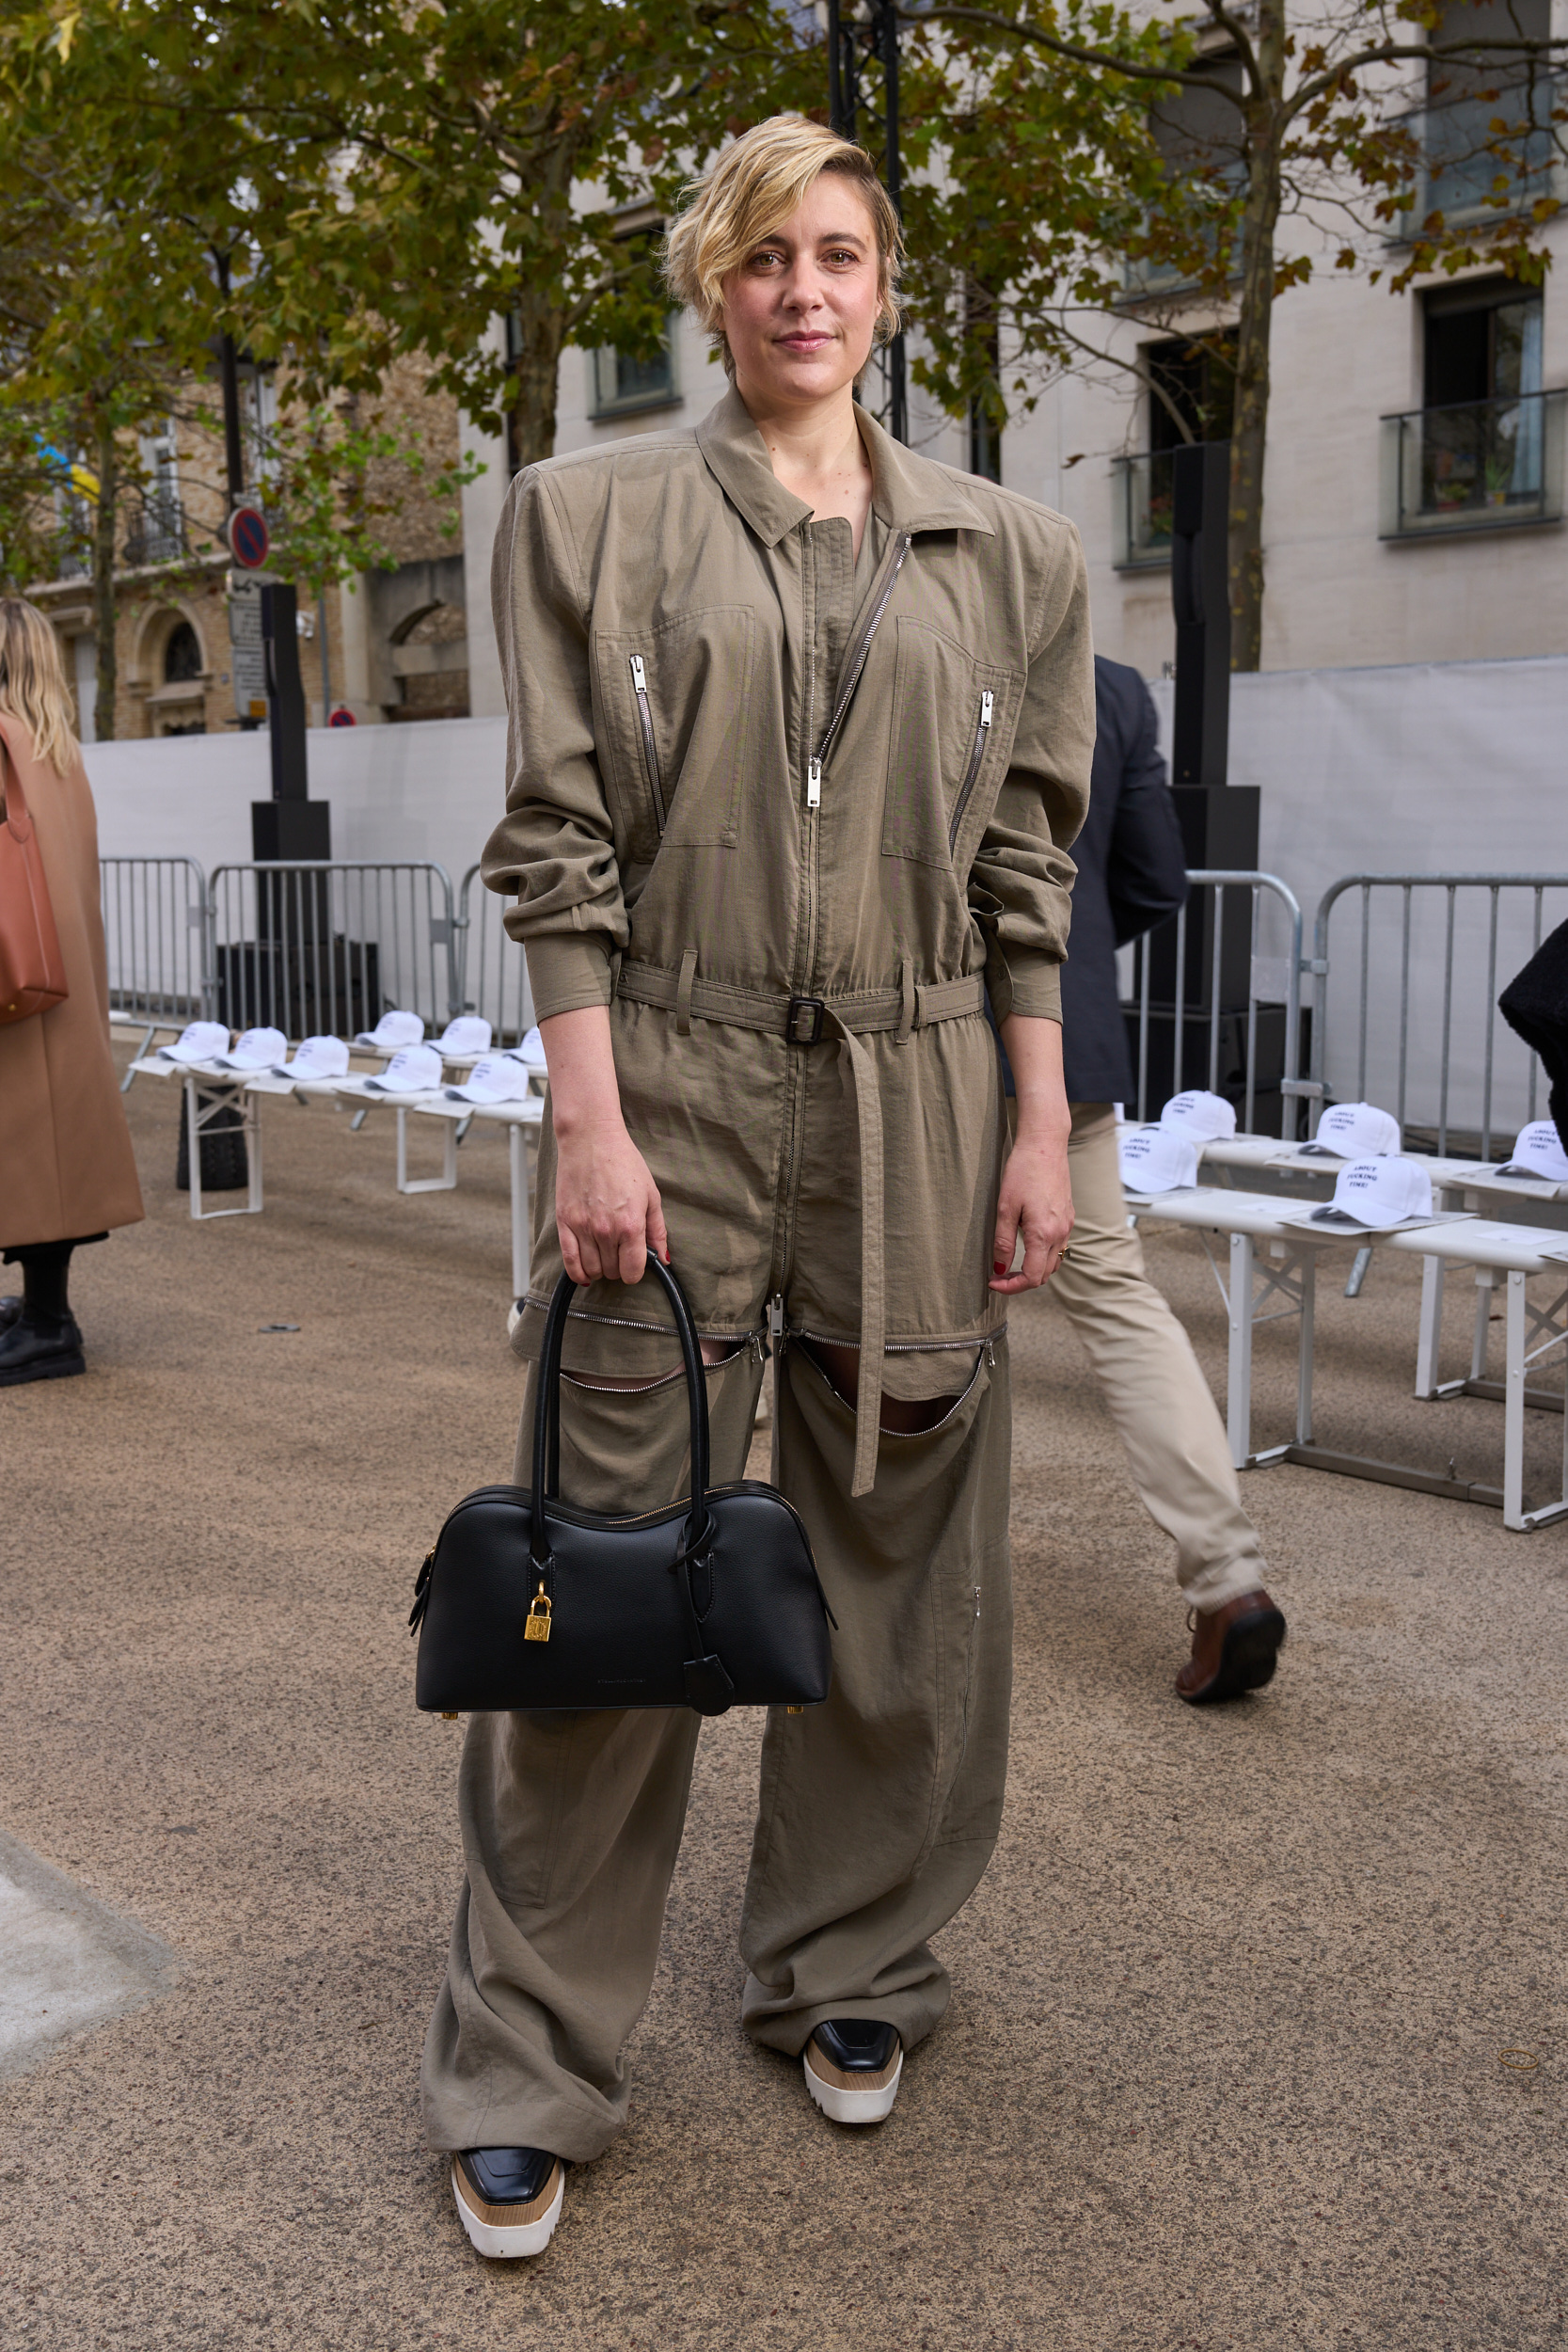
814, 2018, 900, 2073
461, 2147, 561, 2206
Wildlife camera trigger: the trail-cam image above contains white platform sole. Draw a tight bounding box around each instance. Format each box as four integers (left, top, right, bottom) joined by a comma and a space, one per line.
803, 2042, 903, 2125
451, 2160, 564, 2259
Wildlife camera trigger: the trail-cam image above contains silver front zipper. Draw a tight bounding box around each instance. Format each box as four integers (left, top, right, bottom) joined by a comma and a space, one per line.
628, 654, 667, 831
948, 690, 994, 851
806, 527, 912, 811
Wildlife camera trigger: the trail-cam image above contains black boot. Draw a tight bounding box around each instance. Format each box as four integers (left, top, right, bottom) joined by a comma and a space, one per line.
0, 1244, 86, 1387
0, 1295, 21, 1332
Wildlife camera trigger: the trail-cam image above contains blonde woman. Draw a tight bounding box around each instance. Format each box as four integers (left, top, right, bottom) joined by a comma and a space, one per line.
423, 116, 1092, 2257
0, 599, 142, 1383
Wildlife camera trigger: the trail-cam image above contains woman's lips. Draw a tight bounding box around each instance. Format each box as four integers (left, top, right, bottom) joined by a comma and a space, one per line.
778, 333, 832, 351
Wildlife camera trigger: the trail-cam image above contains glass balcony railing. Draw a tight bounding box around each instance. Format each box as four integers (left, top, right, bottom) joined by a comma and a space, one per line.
1379, 389, 1565, 537
1111, 450, 1177, 569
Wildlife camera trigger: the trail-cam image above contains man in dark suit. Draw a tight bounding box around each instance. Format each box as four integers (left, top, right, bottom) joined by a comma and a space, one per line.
1051, 657, 1287, 1703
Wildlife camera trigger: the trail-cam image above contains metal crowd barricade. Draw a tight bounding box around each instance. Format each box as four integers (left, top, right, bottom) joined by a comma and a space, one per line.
99, 856, 211, 1084
456, 865, 534, 1047
1308, 874, 1568, 1157
206, 862, 461, 1042
1125, 870, 1306, 1134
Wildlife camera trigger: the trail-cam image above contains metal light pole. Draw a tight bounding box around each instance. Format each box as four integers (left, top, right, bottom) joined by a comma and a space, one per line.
828, 0, 907, 444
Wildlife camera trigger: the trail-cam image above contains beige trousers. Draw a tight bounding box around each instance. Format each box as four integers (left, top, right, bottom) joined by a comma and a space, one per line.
420, 1333, 1012, 2164
1050, 1104, 1268, 1612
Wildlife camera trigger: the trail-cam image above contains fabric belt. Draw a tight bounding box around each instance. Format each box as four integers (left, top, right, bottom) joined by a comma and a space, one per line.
615, 957, 987, 1497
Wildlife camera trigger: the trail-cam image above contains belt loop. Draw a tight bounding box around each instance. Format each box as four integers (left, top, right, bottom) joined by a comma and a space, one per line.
675, 948, 698, 1038
895, 956, 914, 1046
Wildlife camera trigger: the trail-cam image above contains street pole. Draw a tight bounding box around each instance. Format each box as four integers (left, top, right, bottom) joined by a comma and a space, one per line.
212, 247, 245, 512
828, 0, 907, 444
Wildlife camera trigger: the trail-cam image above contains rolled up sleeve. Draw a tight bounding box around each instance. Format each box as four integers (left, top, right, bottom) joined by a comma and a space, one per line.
968, 520, 1094, 1025
480, 467, 627, 1022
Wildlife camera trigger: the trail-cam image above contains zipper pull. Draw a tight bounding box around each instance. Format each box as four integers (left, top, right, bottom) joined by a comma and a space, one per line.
630, 654, 648, 693
806, 757, 822, 810
979, 689, 994, 732
768, 1294, 784, 1340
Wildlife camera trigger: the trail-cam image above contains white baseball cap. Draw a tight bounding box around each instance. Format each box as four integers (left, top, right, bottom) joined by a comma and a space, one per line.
157, 1021, 230, 1066
1304, 1155, 1434, 1232
502, 1024, 548, 1073
1499, 1120, 1568, 1185
354, 1009, 424, 1051
363, 1044, 444, 1094
216, 1025, 288, 1072
436, 1015, 492, 1057
1119, 1124, 1201, 1196
1160, 1090, 1236, 1144
275, 1035, 350, 1083
1301, 1101, 1401, 1159
445, 1055, 531, 1105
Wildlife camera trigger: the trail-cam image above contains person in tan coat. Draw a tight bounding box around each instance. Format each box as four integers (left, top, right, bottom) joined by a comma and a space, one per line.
0, 598, 143, 1384
421, 118, 1093, 2259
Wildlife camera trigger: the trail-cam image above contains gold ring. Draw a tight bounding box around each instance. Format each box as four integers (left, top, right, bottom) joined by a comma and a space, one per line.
1498, 2049, 1540, 2072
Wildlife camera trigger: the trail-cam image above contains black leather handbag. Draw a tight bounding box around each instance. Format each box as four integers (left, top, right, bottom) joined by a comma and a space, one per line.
410, 1254, 834, 1717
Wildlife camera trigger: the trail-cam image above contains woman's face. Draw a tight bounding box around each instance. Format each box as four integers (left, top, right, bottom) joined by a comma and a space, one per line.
718, 176, 882, 413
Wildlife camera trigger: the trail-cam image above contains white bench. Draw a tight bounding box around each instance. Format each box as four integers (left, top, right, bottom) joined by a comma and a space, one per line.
404, 1094, 544, 1295
127, 1055, 265, 1220
1130, 1185, 1568, 1531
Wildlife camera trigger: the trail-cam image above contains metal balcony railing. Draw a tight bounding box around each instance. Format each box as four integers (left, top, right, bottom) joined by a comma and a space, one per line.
1379, 389, 1565, 538
1110, 450, 1177, 569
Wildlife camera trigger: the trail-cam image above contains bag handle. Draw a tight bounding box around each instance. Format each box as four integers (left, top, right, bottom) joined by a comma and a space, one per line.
529, 1252, 712, 1587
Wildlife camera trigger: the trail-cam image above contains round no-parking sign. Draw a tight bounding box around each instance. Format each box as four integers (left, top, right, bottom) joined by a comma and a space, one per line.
226, 506, 270, 569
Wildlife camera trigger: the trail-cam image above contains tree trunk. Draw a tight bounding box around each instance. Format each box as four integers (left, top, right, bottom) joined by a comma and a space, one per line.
509, 286, 565, 471
1227, 6, 1287, 673
91, 420, 119, 742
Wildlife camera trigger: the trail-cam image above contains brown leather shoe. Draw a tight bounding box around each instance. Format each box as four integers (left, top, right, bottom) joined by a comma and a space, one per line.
1176, 1589, 1287, 1705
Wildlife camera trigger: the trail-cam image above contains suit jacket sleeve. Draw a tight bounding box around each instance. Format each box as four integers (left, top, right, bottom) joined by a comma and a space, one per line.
1104, 676, 1188, 948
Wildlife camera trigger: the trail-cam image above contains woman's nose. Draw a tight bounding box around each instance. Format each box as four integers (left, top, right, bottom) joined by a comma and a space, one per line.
780, 262, 827, 310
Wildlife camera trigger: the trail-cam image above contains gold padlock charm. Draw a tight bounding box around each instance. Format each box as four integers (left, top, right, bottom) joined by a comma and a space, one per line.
525, 1590, 553, 1644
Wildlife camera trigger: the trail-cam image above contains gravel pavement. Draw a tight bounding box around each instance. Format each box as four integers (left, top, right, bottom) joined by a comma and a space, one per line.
1, 1057, 1564, 2349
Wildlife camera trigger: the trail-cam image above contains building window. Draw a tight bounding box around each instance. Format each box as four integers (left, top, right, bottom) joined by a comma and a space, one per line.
1425, 278, 1543, 411
587, 329, 679, 421
1380, 280, 1561, 535
165, 621, 202, 683
1112, 332, 1236, 569
1417, 0, 1555, 229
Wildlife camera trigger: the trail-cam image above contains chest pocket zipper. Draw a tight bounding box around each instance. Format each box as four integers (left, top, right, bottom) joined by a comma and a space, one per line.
947, 690, 994, 853
628, 655, 667, 833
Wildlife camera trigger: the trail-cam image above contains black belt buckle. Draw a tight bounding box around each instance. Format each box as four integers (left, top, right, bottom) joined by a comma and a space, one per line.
785, 995, 825, 1046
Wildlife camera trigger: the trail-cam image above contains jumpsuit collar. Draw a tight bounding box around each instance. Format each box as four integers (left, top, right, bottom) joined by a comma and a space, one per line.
695, 382, 997, 544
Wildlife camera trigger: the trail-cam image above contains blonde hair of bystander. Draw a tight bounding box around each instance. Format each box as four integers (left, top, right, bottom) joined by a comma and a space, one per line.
0, 597, 80, 776
663, 113, 903, 374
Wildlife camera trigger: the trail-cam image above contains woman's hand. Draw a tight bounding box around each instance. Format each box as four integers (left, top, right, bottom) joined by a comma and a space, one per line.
990, 1011, 1074, 1294
539, 1007, 668, 1285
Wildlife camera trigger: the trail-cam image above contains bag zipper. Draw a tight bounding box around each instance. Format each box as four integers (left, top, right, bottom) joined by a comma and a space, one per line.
804, 527, 911, 809
947, 689, 994, 852
628, 654, 667, 832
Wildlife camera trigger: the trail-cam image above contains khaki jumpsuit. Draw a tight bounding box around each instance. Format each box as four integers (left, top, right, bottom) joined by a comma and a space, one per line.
420, 386, 1094, 2163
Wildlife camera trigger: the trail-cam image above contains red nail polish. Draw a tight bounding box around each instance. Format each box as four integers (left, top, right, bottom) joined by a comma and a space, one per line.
992, 1261, 1006, 1276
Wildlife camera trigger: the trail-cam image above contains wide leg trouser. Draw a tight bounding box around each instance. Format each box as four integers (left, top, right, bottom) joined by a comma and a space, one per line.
1050, 1104, 1269, 1610
420, 1334, 1013, 2164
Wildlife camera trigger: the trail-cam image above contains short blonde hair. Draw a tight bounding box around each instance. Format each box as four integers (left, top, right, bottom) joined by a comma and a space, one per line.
664, 115, 903, 373
0, 597, 80, 775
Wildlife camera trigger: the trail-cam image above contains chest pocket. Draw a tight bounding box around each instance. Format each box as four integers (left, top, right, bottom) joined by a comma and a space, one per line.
880, 618, 1021, 871
592, 606, 757, 854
